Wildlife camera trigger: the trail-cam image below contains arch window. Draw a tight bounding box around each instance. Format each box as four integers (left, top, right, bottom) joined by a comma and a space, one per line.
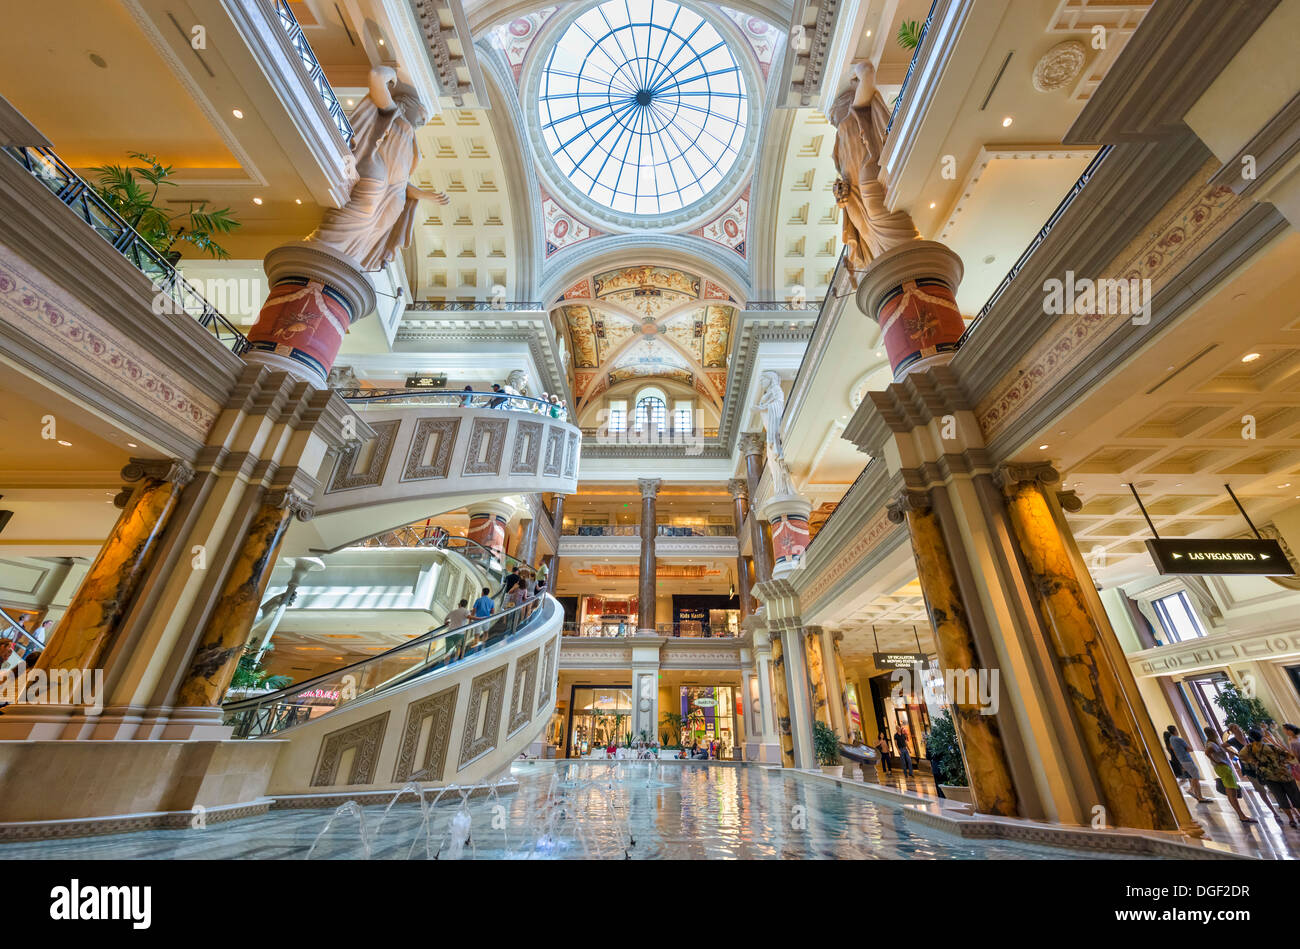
634, 396, 667, 434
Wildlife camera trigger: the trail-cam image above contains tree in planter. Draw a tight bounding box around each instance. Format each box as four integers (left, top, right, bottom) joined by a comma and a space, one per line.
229, 644, 293, 692
813, 720, 842, 767
660, 711, 683, 747
928, 709, 968, 787
896, 19, 922, 51
91, 151, 241, 263
1213, 685, 1274, 731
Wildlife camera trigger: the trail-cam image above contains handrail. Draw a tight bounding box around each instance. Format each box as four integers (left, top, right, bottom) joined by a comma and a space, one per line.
742, 301, 821, 312
222, 595, 549, 738
334, 387, 569, 421
358, 530, 532, 594
801, 457, 878, 559
885, 0, 940, 136
407, 300, 545, 311
0, 607, 43, 656
271, 0, 353, 144
2, 145, 250, 355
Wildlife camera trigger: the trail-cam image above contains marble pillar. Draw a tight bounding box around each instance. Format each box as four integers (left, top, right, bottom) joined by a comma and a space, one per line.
244, 242, 377, 388
548, 494, 566, 579
767, 630, 796, 768
728, 477, 753, 618
854, 240, 966, 379
890, 489, 1020, 817
637, 478, 661, 634
997, 464, 1179, 832
739, 433, 773, 582
804, 625, 831, 726
35, 459, 194, 674
517, 515, 539, 568
173, 490, 313, 707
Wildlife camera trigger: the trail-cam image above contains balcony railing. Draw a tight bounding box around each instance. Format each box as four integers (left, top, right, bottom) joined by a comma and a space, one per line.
742, 301, 821, 311
272, 0, 353, 144
657, 525, 734, 537
561, 525, 640, 536
336, 387, 569, 422
407, 300, 545, 312
561, 621, 737, 639
885, 0, 939, 136
3, 145, 250, 356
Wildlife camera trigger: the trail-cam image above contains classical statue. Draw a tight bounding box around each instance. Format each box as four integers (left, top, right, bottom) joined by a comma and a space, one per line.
306, 66, 449, 271
828, 62, 919, 277
755, 371, 796, 496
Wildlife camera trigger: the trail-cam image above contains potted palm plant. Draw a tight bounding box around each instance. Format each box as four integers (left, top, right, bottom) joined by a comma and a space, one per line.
928, 709, 972, 803
813, 720, 843, 777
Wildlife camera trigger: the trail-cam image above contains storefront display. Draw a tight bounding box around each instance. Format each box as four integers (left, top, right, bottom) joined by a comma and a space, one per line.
566, 686, 632, 756
680, 685, 735, 757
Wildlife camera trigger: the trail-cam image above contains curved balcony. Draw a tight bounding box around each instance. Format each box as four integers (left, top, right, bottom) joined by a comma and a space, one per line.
303, 392, 580, 552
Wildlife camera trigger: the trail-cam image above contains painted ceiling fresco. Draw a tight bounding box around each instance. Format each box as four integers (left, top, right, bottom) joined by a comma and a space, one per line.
553, 265, 738, 408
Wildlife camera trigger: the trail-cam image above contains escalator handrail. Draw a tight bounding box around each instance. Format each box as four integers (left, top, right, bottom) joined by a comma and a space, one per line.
221, 594, 545, 715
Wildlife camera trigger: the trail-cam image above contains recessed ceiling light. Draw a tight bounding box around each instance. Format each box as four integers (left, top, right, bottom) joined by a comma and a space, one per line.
929, 202, 936, 209
1038, 444, 1048, 450
126, 442, 137, 447
295, 198, 303, 205
1002, 116, 1013, 127
1241, 352, 1261, 362
1279, 483, 1292, 488
57, 440, 71, 447
378, 37, 385, 45
232, 108, 244, 119
253, 197, 264, 205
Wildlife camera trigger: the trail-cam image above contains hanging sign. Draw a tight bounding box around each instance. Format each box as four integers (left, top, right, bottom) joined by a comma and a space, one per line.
405, 374, 447, 388
872, 652, 929, 670
1145, 538, 1292, 576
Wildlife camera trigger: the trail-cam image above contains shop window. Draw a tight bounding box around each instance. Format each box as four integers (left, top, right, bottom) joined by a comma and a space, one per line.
1152, 591, 1206, 644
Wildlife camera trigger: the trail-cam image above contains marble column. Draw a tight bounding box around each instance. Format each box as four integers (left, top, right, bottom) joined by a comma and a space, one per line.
804, 625, 831, 726
728, 478, 754, 618
854, 240, 966, 379
548, 494, 566, 579
997, 463, 1179, 832
244, 242, 377, 388
174, 490, 313, 707
767, 630, 796, 768
466, 499, 513, 560
830, 630, 852, 739
35, 459, 194, 674
517, 515, 539, 568
890, 489, 1020, 817
637, 478, 660, 634
739, 433, 773, 581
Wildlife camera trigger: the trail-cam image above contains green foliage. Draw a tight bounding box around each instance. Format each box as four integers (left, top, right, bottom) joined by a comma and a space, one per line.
928, 709, 967, 786
229, 644, 292, 691
1213, 685, 1274, 730
813, 719, 841, 766
660, 711, 683, 745
91, 151, 241, 260
896, 19, 922, 50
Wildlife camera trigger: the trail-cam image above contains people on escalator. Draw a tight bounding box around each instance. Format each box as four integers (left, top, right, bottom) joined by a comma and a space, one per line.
459, 385, 474, 407
445, 599, 470, 629
503, 569, 522, 596
507, 581, 528, 609
488, 383, 508, 409
472, 587, 495, 619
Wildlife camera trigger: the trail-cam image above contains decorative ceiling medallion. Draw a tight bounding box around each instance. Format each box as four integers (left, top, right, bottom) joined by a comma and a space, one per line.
1032, 40, 1087, 93
721, 7, 778, 78
490, 7, 558, 83
542, 187, 604, 258
691, 186, 749, 257
702, 280, 733, 301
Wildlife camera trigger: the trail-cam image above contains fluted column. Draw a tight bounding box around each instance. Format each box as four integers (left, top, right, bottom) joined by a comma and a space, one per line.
637, 478, 660, 634
739, 433, 773, 582
36, 459, 194, 674
997, 463, 1179, 831
889, 488, 1020, 817
727, 477, 754, 618
174, 489, 313, 707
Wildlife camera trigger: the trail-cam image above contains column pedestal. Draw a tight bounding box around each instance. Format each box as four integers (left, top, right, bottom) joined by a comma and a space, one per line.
760, 493, 812, 580
855, 240, 965, 379
466, 499, 514, 562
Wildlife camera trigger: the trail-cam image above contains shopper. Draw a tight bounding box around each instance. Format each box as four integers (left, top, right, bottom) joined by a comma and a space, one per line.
1238, 728, 1300, 829
1167, 725, 1209, 803
445, 599, 470, 628
459, 385, 474, 407
924, 730, 945, 799
1284, 724, 1300, 785
1227, 722, 1283, 824
876, 733, 893, 774
472, 587, 495, 619
894, 727, 914, 778
1163, 726, 1186, 780
1204, 727, 1255, 824
488, 383, 508, 409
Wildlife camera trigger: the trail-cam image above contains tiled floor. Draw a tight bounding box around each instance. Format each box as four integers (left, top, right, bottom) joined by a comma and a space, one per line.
863, 765, 1300, 859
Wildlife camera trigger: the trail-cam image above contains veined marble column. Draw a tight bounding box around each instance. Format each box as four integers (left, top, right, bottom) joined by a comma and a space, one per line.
829, 630, 852, 739
547, 494, 565, 579
466, 499, 514, 560
767, 631, 796, 767
174, 489, 313, 707
855, 240, 966, 379
997, 464, 1179, 832
637, 478, 660, 634
804, 625, 831, 726
517, 515, 539, 568
889, 489, 1020, 817
727, 478, 754, 618
36, 459, 194, 674
244, 242, 377, 388
739, 433, 774, 582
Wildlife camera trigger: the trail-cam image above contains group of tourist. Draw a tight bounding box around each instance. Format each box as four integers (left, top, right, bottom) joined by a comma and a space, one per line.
874, 727, 916, 778
675, 740, 726, 760
0, 619, 50, 672
456, 383, 567, 420
1165, 722, 1300, 828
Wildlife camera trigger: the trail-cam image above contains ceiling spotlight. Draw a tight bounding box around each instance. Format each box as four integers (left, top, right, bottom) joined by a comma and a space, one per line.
378, 37, 385, 46
295, 198, 303, 205
126, 442, 138, 447
929, 201, 936, 209
253, 197, 264, 205
57, 440, 72, 447
1002, 116, 1013, 127
232, 108, 244, 119
1038, 444, 1048, 450
1241, 352, 1261, 362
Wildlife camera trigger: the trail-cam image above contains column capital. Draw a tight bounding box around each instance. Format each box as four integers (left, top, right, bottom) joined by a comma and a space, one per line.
637, 477, 662, 499
268, 488, 315, 521
886, 488, 931, 523
122, 457, 195, 486
1056, 489, 1084, 513
994, 462, 1061, 494
738, 431, 765, 457
727, 477, 749, 500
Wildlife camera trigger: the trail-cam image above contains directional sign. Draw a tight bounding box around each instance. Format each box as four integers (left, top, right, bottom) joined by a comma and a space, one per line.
872, 652, 930, 670
405, 374, 447, 388
1145, 538, 1293, 576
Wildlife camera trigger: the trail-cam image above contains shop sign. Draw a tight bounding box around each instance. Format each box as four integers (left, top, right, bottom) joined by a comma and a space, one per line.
405, 374, 447, 388
1145, 538, 1292, 576
873, 652, 929, 670
693, 697, 717, 707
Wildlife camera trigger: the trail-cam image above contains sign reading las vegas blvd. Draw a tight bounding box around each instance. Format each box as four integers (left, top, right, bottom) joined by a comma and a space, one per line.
1145, 538, 1293, 576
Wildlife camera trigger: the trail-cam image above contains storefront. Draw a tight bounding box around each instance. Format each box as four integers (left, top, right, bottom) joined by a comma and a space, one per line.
577, 596, 638, 637
678, 685, 737, 757
564, 685, 632, 756
671, 594, 739, 637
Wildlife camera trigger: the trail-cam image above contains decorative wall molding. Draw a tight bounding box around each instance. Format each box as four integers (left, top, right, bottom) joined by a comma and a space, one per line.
311, 712, 390, 787
393, 684, 459, 782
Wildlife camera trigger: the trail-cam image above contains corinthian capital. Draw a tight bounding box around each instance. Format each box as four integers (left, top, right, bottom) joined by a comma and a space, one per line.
121, 457, 196, 486
637, 478, 662, 499
738, 431, 765, 457
727, 477, 749, 500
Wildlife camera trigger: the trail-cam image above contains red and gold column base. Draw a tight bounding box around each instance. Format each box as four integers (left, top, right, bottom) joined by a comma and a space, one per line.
855, 240, 966, 378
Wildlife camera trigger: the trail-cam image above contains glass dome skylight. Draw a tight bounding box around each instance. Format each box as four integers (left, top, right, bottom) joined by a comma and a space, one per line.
536, 0, 748, 217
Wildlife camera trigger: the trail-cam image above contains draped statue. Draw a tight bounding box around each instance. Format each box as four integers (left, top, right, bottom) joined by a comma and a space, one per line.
755, 371, 796, 497
307, 67, 449, 271
828, 62, 919, 278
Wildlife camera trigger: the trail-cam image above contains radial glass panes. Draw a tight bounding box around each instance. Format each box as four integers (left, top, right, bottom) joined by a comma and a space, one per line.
537, 0, 748, 216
